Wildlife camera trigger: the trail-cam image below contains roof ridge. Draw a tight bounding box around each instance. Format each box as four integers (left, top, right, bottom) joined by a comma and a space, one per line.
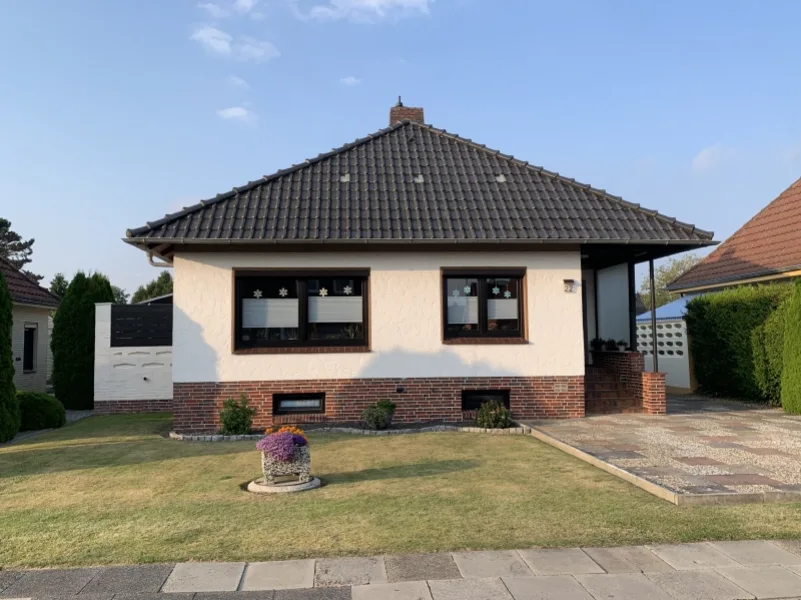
408, 121, 713, 240
126, 121, 410, 237
669, 174, 801, 289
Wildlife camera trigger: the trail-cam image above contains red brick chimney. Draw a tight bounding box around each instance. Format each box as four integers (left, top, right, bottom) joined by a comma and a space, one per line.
389, 97, 424, 125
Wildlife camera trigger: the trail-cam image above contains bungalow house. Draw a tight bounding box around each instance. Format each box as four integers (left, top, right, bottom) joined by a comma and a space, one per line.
669, 176, 801, 294
0, 257, 60, 393
123, 102, 715, 433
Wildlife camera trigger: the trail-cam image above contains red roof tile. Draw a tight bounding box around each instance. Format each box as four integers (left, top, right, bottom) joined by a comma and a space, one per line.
669, 177, 801, 291
0, 257, 60, 308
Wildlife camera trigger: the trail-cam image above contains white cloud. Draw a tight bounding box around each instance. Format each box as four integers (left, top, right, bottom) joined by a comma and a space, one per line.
191, 27, 279, 62
217, 106, 255, 122
190, 25, 232, 55
235, 37, 280, 61
228, 75, 250, 88
234, 0, 258, 12
340, 76, 362, 86
291, 0, 431, 22
691, 144, 737, 173
197, 2, 230, 17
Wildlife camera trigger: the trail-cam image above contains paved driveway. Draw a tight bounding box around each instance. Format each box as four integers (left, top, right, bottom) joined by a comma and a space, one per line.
526, 397, 801, 504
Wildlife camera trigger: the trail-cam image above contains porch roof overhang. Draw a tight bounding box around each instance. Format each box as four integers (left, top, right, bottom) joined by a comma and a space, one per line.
124, 237, 717, 266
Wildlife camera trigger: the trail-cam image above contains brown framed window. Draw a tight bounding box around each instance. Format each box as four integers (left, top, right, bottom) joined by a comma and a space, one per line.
234, 270, 369, 349
442, 269, 525, 341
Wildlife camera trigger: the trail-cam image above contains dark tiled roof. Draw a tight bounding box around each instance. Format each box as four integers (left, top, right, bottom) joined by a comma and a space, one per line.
0, 257, 60, 309
127, 121, 713, 246
669, 176, 801, 291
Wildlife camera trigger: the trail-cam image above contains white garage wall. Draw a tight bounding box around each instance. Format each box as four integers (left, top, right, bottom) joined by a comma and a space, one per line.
172, 250, 586, 383
596, 263, 631, 343
93, 303, 173, 402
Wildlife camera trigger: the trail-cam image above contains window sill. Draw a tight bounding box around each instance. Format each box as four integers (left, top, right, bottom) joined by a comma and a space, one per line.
22, 370, 36, 374
234, 346, 371, 355
443, 338, 528, 345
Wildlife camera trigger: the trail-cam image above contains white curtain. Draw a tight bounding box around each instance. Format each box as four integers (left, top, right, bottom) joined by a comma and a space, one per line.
242, 299, 299, 328
488, 299, 517, 320
447, 296, 479, 324
308, 297, 363, 323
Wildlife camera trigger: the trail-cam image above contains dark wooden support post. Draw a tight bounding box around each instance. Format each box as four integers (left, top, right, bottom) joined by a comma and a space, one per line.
628, 261, 637, 351
649, 258, 659, 373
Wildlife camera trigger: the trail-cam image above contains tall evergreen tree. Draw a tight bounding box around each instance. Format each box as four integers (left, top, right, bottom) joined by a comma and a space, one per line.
0, 218, 41, 282
50, 272, 69, 298
51, 272, 115, 409
0, 270, 20, 442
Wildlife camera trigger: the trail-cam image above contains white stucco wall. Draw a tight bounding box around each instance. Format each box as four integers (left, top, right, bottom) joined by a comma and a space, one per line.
596, 263, 631, 343
172, 251, 585, 383
11, 304, 51, 393
93, 303, 173, 402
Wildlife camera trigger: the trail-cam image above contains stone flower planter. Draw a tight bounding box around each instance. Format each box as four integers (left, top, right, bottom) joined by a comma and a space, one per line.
261, 445, 311, 485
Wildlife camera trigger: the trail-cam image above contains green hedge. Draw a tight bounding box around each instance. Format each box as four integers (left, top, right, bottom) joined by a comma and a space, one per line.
752, 297, 790, 406
0, 271, 19, 443
18, 391, 66, 431
781, 282, 801, 414
685, 284, 791, 400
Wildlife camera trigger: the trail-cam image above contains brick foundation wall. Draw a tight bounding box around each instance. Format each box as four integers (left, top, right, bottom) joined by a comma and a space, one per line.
94, 399, 173, 414
592, 351, 667, 415
172, 376, 585, 434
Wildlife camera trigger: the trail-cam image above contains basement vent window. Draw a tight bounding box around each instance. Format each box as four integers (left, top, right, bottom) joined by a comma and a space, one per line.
461, 390, 510, 412
273, 393, 325, 415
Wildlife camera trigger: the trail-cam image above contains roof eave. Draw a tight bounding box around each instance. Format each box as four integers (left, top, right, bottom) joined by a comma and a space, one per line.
667, 264, 801, 293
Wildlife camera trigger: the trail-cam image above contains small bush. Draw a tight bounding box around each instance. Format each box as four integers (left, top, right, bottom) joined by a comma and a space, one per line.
782, 282, 801, 414
361, 404, 392, 430
0, 271, 19, 443
376, 399, 397, 415
18, 391, 66, 431
219, 395, 256, 435
476, 400, 512, 429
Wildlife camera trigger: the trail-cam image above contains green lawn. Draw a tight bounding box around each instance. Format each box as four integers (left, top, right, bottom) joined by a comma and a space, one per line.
2, 414, 801, 568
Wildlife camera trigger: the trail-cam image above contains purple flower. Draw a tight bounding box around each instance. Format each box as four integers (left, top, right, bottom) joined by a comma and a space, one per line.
256, 432, 307, 461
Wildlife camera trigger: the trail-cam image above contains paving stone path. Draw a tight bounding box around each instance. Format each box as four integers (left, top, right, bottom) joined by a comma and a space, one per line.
4, 541, 801, 599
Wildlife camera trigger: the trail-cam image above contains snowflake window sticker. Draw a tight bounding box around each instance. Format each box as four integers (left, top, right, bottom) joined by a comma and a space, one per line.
504, 290, 512, 299
492, 286, 500, 296
278, 288, 288, 298
463, 285, 472, 295
343, 285, 353, 295
253, 289, 263, 299
451, 289, 460, 297
319, 288, 329, 297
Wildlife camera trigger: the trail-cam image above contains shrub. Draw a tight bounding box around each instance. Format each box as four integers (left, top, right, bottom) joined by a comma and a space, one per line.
361, 404, 392, 430
51, 272, 115, 409
18, 391, 66, 431
376, 399, 397, 415
782, 282, 801, 414
0, 271, 19, 443
476, 400, 512, 429
219, 395, 256, 435
685, 284, 791, 400
752, 298, 790, 406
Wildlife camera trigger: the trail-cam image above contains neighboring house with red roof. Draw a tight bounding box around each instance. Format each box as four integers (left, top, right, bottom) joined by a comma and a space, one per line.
668, 177, 801, 294
0, 257, 60, 393
122, 101, 715, 432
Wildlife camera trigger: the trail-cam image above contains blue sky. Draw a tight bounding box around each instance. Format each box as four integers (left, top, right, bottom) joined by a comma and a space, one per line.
1, 0, 800, 293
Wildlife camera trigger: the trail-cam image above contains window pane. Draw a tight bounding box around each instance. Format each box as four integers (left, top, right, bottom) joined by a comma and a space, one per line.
487, 278, 520, 332
307, 278, 365, 341
23, 326, 36, 371
446, 278, 479, 335
240, 278, 300, 342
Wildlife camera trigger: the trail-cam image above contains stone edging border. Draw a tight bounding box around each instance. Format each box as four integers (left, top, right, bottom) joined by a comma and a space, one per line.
169, 424, 531, 442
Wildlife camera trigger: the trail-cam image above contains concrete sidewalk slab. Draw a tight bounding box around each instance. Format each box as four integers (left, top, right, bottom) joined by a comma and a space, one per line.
716, 565, 801, 598
647, 543, 740, 570
194, 593, 274, 599
161, 562, 246, 593
645, 570, 755, 599
517, 548, 604, 576
352, 581, 431, 600
242, 560, 315, 591
452, 551, 532, 578
114, 594, 196, 600
428, 577, 512, 600
274, 588, 351, 599
0, 568, 97, 597
709, 541, 801, 566
80, 564, 174, 593
384, 554, 461, 583
575, 573, 674, 600
502, 575, 594, 599
0, 572, 23, 594
314, 557, 386, 588
583, 546, 674, 574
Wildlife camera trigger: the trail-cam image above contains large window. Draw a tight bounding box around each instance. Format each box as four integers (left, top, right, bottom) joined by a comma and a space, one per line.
234, 270, 369, 350
443, 270, 525, 341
